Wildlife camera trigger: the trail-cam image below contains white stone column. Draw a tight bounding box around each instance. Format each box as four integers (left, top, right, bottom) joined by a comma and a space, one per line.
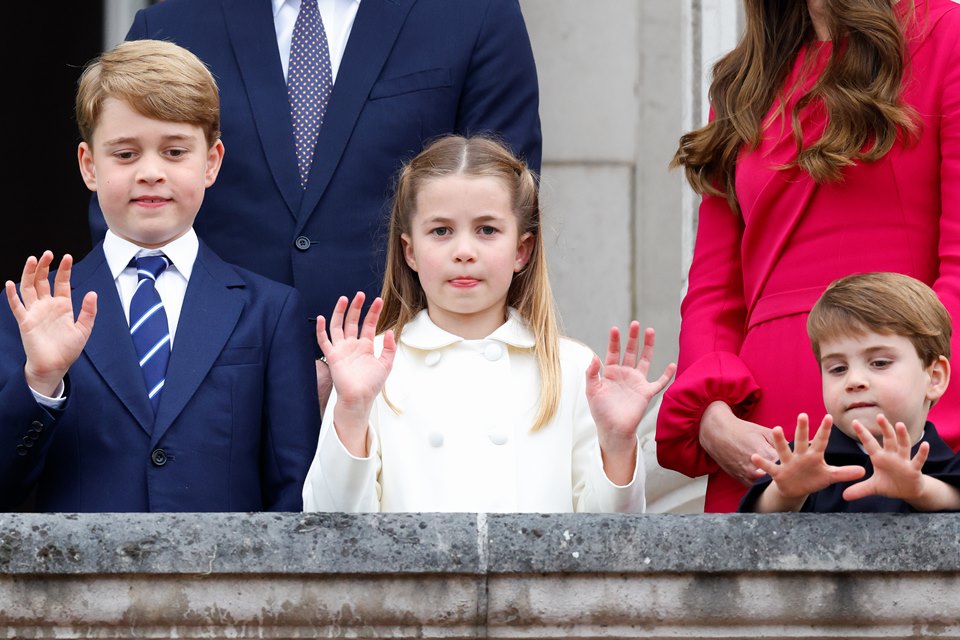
520, 0, 742, 512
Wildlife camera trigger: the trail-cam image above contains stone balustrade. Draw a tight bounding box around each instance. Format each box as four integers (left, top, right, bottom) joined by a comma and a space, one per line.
1, 512, 958, 638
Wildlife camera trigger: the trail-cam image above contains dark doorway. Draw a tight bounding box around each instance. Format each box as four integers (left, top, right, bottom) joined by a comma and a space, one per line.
4, 5, 104, 283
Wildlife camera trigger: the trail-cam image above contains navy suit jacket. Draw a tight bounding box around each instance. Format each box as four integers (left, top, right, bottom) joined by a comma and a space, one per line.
89, 0, 542, 320
0, 242, 321, 512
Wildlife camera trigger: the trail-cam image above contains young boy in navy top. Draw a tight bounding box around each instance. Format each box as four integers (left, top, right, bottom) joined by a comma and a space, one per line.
0, 40, 320, 511
740, 272, 960, 513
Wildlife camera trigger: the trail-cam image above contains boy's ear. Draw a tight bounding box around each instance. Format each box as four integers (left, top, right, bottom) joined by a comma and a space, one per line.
77, 142, 98, 192
926, 355, 951, 404
515, 232, 534, 272
401, 233, 417, 272
204, 139, 225, 188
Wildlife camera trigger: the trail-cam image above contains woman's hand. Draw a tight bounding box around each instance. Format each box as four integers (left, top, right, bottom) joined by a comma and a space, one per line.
698, 401, 778, 487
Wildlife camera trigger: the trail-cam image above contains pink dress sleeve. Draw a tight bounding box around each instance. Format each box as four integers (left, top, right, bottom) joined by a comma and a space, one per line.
655, 187, 762, 478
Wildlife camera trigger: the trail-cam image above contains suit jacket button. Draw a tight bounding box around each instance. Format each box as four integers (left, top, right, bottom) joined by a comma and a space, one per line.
16, 444, 28, 456
31, 421, 43, 429
294, 236, 311, 251
26, 429, 41, 441
151, 449, 168, 466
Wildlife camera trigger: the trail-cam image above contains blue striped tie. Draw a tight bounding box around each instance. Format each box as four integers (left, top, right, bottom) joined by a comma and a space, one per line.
287, 0, 333, 187
129, 255, 171, 414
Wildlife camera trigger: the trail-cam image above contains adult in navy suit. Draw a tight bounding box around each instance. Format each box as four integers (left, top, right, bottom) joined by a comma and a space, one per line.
1, 39, 320, 512
89, 0, 543, 329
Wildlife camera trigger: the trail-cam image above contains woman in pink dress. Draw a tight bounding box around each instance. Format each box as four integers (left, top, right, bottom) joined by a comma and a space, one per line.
657, 0, 960, 512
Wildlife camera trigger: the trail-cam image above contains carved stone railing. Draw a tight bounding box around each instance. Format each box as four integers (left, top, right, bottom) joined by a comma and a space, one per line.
1, 512, 959, 638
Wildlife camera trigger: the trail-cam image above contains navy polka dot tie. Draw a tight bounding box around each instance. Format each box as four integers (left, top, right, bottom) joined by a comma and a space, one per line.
288, 0, 333, 188
129, 255, 171, 414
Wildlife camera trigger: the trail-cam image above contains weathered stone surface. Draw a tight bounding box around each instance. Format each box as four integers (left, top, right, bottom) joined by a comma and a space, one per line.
2, 513, 960, 638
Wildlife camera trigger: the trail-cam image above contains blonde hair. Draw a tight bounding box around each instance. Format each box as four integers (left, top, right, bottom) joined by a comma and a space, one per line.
673, 0, 918, 214
808, 272, 951, 367
379, 134, 562, 431
76, 39, 221, 147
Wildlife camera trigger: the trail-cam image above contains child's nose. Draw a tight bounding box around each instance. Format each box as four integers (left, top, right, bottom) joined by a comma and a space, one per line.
845, 369, 869, 391
136, 157, 166, 183
452, 238, 477, 262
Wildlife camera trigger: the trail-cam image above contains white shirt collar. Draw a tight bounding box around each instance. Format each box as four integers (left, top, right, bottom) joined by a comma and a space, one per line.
399, 308, 536, 350
273, 0, 360, 17
102, 228, 199, 282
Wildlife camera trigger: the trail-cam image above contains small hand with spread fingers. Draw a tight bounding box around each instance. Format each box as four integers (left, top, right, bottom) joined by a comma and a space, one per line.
842, 415, 929, 504
315, 292, 396, 456
751, 413, 864, 512
585, 322, 677, 485
5, 251, 97, 397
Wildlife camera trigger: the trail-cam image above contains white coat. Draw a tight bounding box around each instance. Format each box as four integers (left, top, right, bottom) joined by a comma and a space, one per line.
302, 309, 644, 513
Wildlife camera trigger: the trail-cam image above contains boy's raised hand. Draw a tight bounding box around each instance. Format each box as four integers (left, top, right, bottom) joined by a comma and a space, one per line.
751, 414, 864, 511
585, 322, 676, 484
316, 292, 396, 456
842, 415, 928, 503
5, 252, 97, 397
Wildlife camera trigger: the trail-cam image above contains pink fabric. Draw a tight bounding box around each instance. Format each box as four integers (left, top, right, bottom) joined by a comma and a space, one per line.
657, 0, 960, 512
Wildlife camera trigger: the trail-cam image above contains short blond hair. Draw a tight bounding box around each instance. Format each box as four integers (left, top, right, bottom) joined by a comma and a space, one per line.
807, 272, 952, 367
76, 39, 220, 147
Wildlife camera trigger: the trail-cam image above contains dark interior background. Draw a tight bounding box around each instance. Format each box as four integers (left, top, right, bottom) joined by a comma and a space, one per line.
4, 5, 104, 283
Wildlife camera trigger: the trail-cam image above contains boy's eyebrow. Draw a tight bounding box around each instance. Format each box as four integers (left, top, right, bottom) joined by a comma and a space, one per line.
101, 133, 196, 146
819, 344, 899, 361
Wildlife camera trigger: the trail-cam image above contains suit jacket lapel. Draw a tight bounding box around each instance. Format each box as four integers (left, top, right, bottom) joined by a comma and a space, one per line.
71, 246, 155, 436
224, 0, 304, 220
151, 243, 245, 444
296, 0, 415, 228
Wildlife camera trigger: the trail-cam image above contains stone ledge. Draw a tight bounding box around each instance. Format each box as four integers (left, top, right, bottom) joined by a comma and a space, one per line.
1, 513, 959, 638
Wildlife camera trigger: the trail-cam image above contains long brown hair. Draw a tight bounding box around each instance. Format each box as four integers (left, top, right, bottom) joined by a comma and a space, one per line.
379, 135, 562, 431
673, 0, 918, 213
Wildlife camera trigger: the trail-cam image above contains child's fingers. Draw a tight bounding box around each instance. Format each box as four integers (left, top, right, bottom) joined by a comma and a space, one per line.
76, 291, 97, 335
893, 421, 912, 457
912, 441, 930, 469
770, 425, 793, 462
842, 476, 877, 502
360, 296, 383, 341
829, 465, 867, 485
604, 326, 621, 367
53, 254, 74, 298
315, 315, 333, 354
852, 420, 881, 455
34, 251, 54, 299
875, 414, 898, 452
636, 326, 656, 374
811, 414, 833, 453
380, 329, 398, 373
5, 281, 25, 323
751, 452, 778, 476
584, 354, 602, 396
18, 256, 38, 306
343, 291, 366, 339
794, 413, 810, 451
650, 362, 677, 392
328, 296, 349, 341
620, 321, 641, 368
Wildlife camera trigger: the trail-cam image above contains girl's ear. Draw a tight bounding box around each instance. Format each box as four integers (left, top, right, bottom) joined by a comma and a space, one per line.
515, 232, 534, 272
78, 142, 98, 192
926, 355, 951, 405
401, 233, 417, 272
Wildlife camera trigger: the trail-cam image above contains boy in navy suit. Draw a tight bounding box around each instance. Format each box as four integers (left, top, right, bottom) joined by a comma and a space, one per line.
0, 39, 320, 511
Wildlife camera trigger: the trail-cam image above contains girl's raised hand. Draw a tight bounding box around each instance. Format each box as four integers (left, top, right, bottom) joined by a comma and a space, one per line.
585, 323, 676, 484
316, 292, 396, 454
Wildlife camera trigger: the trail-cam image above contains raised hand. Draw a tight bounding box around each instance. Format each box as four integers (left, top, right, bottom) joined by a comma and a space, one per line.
5, 252, 97, 397
585, 322, 676, 484
752, 414, 864, 511
842, 415, 927, 503
316, 292, 396, 455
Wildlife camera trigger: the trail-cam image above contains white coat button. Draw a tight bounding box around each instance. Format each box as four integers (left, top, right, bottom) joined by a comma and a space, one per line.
488, 432, 509, 446
428, 432, 444, 447
425, 352, 442, 366
483, 343, 503, 361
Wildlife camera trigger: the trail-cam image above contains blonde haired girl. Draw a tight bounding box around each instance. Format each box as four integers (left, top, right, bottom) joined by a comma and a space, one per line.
303, 135, 674, 512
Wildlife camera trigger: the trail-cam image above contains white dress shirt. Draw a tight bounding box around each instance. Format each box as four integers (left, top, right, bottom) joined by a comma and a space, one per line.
302, 309, 645, 513
274, 0, 361, 83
